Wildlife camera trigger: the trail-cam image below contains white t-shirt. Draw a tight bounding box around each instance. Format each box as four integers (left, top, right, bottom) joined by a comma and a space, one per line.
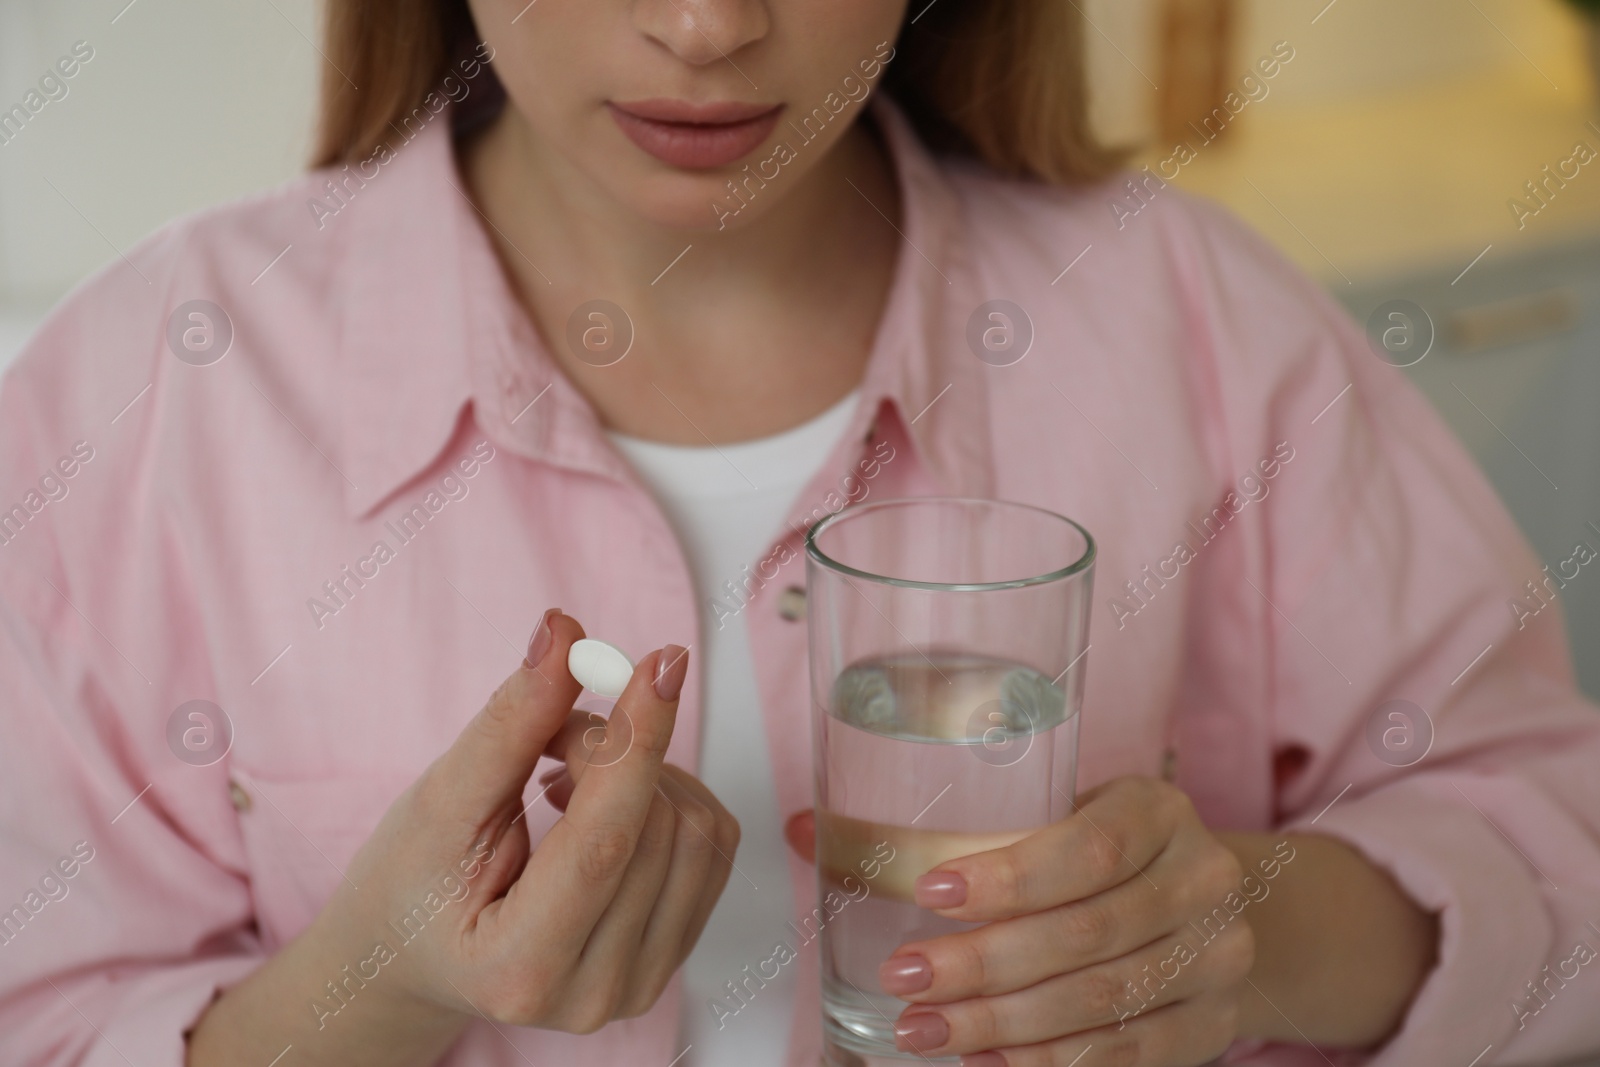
605, 387, 861, 1067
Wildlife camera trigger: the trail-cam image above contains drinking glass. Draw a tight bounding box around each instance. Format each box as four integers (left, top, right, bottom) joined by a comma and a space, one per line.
804, 497, 1095, 1066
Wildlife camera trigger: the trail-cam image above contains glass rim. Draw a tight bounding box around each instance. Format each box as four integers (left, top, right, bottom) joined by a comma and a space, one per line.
803, 496, 1097, 592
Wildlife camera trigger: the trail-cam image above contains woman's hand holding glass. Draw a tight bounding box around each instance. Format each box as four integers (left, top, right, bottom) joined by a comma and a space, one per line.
787, 776, 1253, 1067
879, 777, 1252, 1066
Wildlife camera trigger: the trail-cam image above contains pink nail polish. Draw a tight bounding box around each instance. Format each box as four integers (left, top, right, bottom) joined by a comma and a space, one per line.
653, 644, 689, 701
893, 1011, 949, 1052
914, 872, 967, 909
961, 1053, 1007, 1067
524, 607, 561, 669
879, 954, 933, 996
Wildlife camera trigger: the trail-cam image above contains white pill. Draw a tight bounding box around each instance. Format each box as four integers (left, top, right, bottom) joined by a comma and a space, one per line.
568, 639, 635, 698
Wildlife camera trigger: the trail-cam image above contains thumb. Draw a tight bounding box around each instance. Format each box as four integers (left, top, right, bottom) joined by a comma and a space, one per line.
785, 809, 816, 863
435, 608, 586, 813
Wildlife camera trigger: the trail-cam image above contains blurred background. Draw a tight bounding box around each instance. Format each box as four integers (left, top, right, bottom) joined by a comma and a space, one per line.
1, 0, 1597, 695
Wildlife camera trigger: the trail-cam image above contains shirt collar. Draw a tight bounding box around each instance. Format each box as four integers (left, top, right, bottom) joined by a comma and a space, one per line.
336, 94, 993, 519
337, 115, 482, 519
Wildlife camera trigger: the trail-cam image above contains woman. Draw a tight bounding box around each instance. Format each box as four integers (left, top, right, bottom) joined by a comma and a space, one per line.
1, 1, 1597, 1065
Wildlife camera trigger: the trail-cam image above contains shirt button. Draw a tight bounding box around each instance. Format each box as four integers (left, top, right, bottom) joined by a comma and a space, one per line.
777, 585, 806, 621
228, 778, 252, 812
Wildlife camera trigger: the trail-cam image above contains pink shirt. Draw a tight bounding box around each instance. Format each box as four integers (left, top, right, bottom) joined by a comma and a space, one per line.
2, 97, 1597, 1067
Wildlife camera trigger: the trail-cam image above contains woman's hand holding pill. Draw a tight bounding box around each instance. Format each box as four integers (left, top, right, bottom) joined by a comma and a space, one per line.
192, 609, 735, 1066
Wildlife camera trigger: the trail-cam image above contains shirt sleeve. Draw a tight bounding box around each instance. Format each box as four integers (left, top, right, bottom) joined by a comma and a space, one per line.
0, 255, 266, 1065
1168, 196, 1600, 1066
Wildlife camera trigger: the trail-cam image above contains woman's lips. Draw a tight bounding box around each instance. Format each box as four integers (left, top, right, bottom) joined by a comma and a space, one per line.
607, 100, 785, 170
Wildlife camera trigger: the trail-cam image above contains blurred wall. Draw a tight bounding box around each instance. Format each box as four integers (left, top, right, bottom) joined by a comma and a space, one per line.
1084, 0, 1581, 146
0, 0, 318, 308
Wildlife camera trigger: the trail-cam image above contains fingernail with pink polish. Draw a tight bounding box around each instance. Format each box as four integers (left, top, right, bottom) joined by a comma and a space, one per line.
524, 607, 561, 669
893, 1011, 949, 1053
915, 871, 967, 909
880, 954, 933, 996
653, 644, 689, 701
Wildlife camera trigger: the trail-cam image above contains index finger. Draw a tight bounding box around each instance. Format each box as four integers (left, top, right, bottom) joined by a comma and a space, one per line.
432, 609, 586, 814
507, 644, 690, 934
915, 777, 1183, 921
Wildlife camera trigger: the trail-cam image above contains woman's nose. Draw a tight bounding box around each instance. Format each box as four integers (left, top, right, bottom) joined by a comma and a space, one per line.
633, 0, 770, 68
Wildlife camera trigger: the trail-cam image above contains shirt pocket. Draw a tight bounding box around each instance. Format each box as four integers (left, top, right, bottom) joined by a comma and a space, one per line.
229, 765, 417, 949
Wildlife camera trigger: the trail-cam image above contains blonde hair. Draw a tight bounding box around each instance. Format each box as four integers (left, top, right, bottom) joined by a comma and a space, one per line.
310, 0, 1127, 185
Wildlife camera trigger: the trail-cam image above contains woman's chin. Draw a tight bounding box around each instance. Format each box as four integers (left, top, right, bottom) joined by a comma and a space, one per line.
614, 167, 793, 234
